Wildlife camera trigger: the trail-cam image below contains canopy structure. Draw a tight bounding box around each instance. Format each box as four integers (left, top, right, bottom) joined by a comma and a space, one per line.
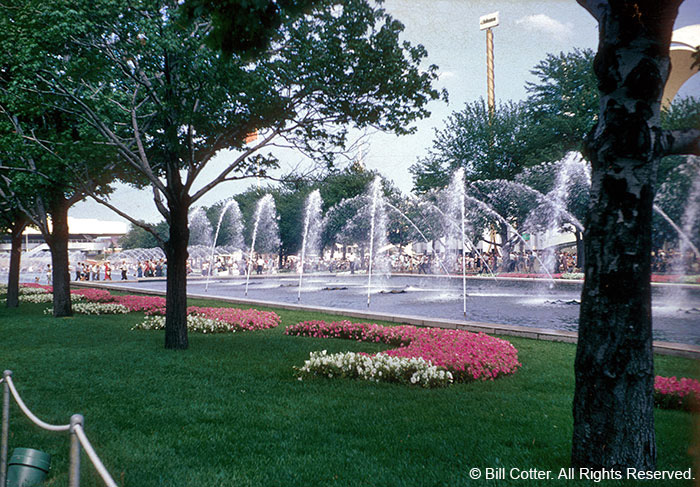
663, 24, 700, 108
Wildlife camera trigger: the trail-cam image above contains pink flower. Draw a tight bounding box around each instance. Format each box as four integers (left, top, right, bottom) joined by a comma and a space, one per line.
654, 375, 700, 411
285, 320, 521, 383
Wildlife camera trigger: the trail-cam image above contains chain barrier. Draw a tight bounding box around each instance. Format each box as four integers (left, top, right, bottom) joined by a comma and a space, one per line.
0, 370, 118, 487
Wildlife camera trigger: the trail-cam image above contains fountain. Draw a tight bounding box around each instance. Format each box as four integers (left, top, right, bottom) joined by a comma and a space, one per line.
366, 178, 384, 307
244, 194, 280, 296
188, 207, 213, 248
441, 168, 469, 316
297, 190, 324, 302
205, 199, 244, 291
677, 163, 700, 263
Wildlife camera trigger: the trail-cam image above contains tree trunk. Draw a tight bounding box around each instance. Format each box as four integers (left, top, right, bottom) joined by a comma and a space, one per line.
6, 217, 28, 308
575, 230, 584, 270
47, 200, 72, 317
164, 202, 189, 350
572, 0, 682, 471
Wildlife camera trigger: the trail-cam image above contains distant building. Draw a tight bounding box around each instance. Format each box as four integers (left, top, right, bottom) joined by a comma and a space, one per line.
0, 217, 129, 255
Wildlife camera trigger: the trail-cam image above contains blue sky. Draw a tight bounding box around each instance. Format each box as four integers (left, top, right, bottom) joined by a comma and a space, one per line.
71, 0, 700, 224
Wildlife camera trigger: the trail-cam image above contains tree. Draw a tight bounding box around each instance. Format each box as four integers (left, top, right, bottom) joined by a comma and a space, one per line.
410, 100, 533, 193
120, 221, 169, 250
573, 0, 700, 470
0, 111, 114, 316
318, 164, 380, 253
0, 2, 121, 317
5, 0, 441, 349
524, 49, 598, 162
0, 192, 29, 308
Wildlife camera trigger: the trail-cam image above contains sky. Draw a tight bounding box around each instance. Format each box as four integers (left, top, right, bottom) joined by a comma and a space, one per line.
70, 0, 700, 225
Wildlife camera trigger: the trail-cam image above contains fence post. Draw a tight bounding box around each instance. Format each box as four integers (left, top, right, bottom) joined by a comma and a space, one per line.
69, 414, 83, 487
1, 370, 12, 487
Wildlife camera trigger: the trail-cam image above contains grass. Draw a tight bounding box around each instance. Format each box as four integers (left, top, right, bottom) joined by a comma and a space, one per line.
0, 295, 698, 487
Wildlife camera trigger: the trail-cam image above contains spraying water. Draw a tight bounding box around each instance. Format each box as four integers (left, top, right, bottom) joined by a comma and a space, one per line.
459, 171, 468, 316
367, 178, 381, 308
245, 195, 279, 296
205, 200, 242, 292
297, 190, 323, 302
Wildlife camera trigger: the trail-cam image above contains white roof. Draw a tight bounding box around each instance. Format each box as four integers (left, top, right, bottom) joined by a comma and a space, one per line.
663, 24, 700, 107
24, 217, 129, 236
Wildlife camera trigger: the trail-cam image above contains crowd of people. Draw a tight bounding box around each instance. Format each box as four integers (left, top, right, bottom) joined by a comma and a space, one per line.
652, 249, 699, 274
32, 247, 698, 285
262, 248, 582, 276
69, 259, 167, 282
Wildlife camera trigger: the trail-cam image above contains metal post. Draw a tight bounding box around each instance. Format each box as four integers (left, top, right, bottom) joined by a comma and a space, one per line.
486, 28, 495, 119
1, 370, 11, 487
479, 11, 499, 122
69, 414, 83, 487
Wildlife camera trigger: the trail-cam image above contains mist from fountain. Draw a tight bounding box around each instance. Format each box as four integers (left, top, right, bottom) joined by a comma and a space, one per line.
297, 190, 324, 302
205, 199, 244, 291
677, 167, 700, 261
188, 207, 213, 247
462, 193, 556, 282
442, 168, 469, 315
366, 178, 384, 307
414, 199, 498, 277
245, 194, 280, 296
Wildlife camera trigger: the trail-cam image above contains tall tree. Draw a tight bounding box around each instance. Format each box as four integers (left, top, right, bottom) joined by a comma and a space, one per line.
573, 0, 700, 470
0, 2, 120, 316
410, 100, 532, 193
524, 49, 598, 162
4, 0, 441, 349
0, 193, 29, 308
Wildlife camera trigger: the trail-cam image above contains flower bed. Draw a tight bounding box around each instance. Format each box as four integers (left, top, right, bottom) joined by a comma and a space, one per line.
286, 320, 521, 386
44, 302, 129, 315
71, 288, 115, 302
112, 295, 166, 313
133, 314, 234, 334
20, 293, 85, 304
654, 376, 700, 411
297, 350, 453, 388
19, 286, 51, 295
651, 274, 700, 284
184, 306, 281, 331
52, 288, 282, 333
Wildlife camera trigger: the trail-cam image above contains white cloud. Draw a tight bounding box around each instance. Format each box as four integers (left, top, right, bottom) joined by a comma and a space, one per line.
515, 14, 574, 42
438, 70, 457, 81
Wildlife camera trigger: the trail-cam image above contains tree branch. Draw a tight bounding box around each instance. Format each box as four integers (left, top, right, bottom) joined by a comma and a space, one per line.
84, 190, 166, 247
189, 128, 281, 203
660, 128, 700, 156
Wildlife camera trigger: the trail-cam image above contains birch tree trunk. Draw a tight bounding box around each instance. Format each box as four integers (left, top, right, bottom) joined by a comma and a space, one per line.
573, 0, 699, 470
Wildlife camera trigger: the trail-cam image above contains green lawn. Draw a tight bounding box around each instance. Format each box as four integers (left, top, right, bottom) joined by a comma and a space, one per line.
1, 297, 697, 487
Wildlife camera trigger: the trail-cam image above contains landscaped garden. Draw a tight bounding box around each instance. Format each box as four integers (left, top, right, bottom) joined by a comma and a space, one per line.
1, 285, 698, 486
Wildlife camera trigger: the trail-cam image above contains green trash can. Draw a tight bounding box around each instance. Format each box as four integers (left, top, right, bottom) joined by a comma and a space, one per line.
6, 448, 51, 487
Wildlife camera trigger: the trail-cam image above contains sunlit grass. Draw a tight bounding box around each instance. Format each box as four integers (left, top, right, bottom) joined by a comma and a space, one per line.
1, 297, 696, 486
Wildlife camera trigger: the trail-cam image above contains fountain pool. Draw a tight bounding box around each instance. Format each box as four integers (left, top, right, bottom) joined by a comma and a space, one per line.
96, 273, 700, 346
